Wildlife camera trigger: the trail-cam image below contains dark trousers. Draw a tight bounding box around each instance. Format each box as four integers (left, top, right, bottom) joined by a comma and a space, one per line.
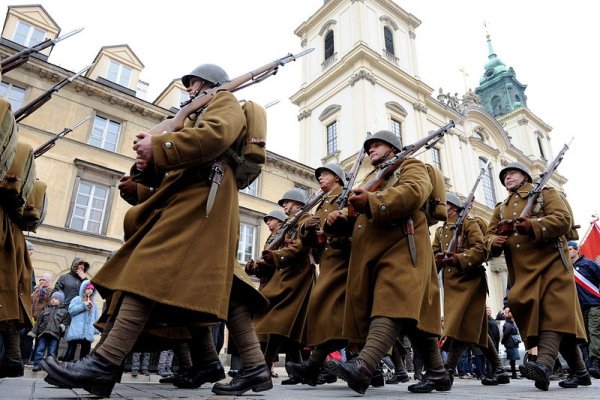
62, 339, 91, 362
32, 334, 59, 366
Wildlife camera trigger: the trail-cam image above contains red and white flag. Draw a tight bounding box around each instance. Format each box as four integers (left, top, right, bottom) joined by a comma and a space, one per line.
579, 218, 600, 261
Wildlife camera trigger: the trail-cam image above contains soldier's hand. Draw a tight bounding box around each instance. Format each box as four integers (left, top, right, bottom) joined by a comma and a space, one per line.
326, 210, 346, 227
514, 217, 533, 235
254, 260, 275, 279
245, 260, 255, 276
491, 236, 507, 249
133, 132, 153, 171
441, 253, 460, 268
303, 215, 321, 231
349, 188, 369, 214
118, 175, 138, 202
261, 250, 275, 264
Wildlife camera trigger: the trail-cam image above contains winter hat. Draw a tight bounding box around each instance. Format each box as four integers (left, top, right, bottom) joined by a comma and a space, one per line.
39, 272, 53, 283
85, 283, 95, 290
51, 291, 65, 303
26, 240, 34, 251
567, 241, 579, 249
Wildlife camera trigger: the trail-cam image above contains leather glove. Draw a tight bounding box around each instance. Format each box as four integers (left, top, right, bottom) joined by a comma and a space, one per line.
118, 175, 138, 204
261, 250, 275, 264
254, 260, 275, 279
491, 236, 507, 249
514, 217, 533, 235
348, 188, 369, 214
303, 215, 321, 231
441, 253, 460, 269
244, 260, 255, 276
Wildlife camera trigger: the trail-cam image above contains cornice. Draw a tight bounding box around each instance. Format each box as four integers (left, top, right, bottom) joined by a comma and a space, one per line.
266, 151, 315, 180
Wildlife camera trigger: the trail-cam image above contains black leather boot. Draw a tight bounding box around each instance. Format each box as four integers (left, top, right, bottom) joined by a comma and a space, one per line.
590, 357, 600, 379
211, 363, 273, 395
558, 369, 592, 388
0, 357, 24, 378
328, 358, 373, 395
481, 367, 510, 385
525, 361, 550, 391
173, 360, 225, 388
407, 370, 452, 393
317, 364, 337, 384
371, 366, 385, 387
41, 354, 120, 397
285, 360, 320, 386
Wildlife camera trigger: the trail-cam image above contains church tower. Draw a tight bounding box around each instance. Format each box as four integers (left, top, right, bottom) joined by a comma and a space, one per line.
291, 0, 444, 167
475, 32, 528, 117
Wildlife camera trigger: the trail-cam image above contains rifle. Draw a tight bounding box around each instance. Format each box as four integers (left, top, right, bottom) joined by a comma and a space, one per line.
336, 132, 371, 210
446, 160, 490, 254
521, 138, 573, 218
0, 28, 83, 74
266, 189, 329, 251
148, 49, 314, 136
33, 116, 91, 158
14, 64, 92, 123
357, 120, 455, 194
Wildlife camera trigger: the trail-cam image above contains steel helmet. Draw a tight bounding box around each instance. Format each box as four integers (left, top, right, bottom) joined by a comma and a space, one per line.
363, 130, 402, 153
278, 188, 307, 207
446, 192, 463, 209
181, 64, 230, 87
315, 163, 347, 186
263, 209, 287, 223
499, 162, 532, 186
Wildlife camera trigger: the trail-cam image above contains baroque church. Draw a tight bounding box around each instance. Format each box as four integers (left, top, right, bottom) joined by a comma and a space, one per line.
0, 0, 567, 315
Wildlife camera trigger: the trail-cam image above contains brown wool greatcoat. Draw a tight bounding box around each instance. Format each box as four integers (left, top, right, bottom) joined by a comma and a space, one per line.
301, 186, 350, 346
485, 183, 586, 342
0, 206, 33, 327
433, 216, 488, 346
92, 92, 245, 323
254, 213, 315, 344
343, 158, 441, 343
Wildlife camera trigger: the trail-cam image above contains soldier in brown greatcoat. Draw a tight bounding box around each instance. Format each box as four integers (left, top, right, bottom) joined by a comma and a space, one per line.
252, 188, 315, 383
485, 162, 589, 391
41, 64, 271, 397
433, 192, 509, 385
285, 163, 349, 386
0, 90, 33, 379
326, 130, 451, 395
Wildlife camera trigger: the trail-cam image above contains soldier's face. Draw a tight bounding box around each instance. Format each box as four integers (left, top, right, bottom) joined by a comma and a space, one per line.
318, 170, 339, 191
503, 170, 527, 191
185, 77, 209, 97
282, 200, 302, 216
368, 141, 393, 165
265, 217, 283, 232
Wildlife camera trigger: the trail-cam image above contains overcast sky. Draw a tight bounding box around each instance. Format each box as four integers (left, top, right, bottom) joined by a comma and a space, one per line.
4, 0, 599, 237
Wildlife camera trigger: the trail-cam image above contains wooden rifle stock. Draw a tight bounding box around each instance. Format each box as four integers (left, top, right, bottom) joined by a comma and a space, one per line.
147, 49, 313, 136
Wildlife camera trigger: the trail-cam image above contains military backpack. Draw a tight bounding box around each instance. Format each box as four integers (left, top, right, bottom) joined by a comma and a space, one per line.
226, 100, 267, 190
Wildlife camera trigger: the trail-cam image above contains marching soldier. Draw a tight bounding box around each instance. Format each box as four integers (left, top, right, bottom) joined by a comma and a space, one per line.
285, 163, 349, 386
42, 64, 271, 397
253, 188, 315, 383
326, 130, 450, 394
433, 192, 509, 385
485, 162, 589, 391
0, 74, 33, 378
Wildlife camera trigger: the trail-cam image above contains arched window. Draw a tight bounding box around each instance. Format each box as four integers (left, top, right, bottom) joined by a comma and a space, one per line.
384, 26, 394, 55
479, 157, 497, 208
324, 30, 335, 61
537, 136, 546, 160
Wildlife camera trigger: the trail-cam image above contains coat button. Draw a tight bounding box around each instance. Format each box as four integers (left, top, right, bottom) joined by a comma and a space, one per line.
512, 212, 517, 216
164, 142, 173, 149
516, 244, 521, 248
380, 205, 387, 211
542, 227, 547, 231
376, 193, 382, 199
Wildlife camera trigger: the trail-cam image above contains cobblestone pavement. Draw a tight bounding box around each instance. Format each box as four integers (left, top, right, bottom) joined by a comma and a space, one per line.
1, 367, 598, 399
